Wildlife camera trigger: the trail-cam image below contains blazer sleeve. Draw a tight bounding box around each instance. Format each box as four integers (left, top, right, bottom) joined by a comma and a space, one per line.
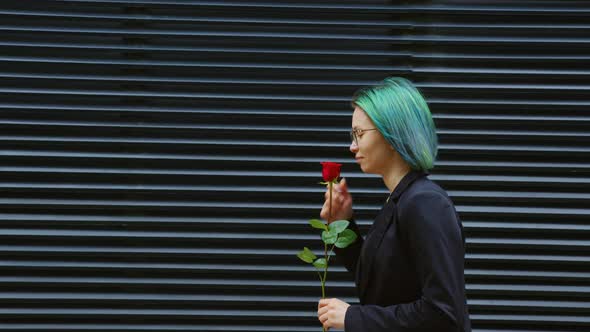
334, 217, 364, 274
345, 191, 466, 331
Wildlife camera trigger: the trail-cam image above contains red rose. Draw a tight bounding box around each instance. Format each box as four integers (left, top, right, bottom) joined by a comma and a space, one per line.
321, 162, 342, 182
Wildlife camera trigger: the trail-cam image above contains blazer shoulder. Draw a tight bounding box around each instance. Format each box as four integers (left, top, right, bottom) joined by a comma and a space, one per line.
396, 177, 456, 224
400, 176, 451, 205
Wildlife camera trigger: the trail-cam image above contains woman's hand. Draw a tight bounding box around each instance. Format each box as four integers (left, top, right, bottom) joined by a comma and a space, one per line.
320, 178, 353, 223
318, 298, 350, 330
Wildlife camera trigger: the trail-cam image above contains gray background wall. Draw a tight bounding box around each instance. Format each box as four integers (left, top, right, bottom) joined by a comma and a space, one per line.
0, 1, 588, 331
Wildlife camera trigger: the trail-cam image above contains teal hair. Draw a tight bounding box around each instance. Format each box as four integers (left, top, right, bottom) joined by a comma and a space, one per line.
352, 77, 438, 171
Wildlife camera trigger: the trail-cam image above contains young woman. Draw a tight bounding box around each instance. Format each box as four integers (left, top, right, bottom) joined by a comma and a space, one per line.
317, 77, 471, 331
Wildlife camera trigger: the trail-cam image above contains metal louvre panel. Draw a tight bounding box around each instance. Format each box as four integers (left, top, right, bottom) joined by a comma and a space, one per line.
416, 2, 590, 332
0, 1, 588, 332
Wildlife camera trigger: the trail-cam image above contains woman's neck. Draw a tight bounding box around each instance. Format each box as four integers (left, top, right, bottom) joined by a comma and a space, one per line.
383, 162, 411, 193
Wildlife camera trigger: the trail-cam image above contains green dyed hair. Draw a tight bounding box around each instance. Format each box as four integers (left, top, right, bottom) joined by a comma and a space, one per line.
352, 77, 438, 171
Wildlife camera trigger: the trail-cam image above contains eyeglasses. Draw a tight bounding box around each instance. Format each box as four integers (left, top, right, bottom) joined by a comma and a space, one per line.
350, 128, 377, 145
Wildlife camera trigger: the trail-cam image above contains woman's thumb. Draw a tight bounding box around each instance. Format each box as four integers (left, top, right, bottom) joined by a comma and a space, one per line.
339, 177, 348, 194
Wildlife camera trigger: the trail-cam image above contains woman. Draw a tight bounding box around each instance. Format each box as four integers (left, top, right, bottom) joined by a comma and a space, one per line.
317, 77, 471, 331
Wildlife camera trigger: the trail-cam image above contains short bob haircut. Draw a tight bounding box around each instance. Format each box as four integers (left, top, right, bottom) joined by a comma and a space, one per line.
352, 77, 438, 171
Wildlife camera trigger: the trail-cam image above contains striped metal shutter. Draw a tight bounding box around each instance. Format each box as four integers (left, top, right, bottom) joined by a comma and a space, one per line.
0, 1, 588, 331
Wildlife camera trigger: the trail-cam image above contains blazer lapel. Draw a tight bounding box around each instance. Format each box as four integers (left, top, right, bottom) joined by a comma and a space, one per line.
358, 200, 396, 302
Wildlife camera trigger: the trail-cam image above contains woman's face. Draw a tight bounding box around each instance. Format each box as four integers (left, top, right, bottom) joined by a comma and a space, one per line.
350, 106, 395, 175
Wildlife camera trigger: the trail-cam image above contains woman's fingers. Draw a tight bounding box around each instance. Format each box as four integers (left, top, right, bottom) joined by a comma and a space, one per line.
320, 200, 350, 222
323, 189, 345, 206
317, 298, 349, 330
317, 300, 330, 327
320, 182, 353, 222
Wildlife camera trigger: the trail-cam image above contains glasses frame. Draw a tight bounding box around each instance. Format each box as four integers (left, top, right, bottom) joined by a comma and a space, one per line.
350, 128, 378, 145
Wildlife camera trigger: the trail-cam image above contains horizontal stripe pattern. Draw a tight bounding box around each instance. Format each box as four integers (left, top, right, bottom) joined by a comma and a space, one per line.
0, 0, 588, 331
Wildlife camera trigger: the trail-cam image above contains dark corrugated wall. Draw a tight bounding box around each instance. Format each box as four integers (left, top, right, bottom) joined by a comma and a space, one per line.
0, 1, 588, 331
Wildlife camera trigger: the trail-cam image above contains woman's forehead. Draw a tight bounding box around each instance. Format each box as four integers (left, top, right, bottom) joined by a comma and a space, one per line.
352, 107, 373, 127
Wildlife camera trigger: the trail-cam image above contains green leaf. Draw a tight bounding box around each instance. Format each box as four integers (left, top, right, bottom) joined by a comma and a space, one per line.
313, 258, 327, 269
309, 219, 328, 231
296, 247, 317, 263
328, 220, 349, 234
334, 229, 358, 248
322, 229, 338, 244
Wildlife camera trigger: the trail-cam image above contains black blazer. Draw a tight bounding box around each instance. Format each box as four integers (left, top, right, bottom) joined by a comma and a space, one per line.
336, 170, 471, 332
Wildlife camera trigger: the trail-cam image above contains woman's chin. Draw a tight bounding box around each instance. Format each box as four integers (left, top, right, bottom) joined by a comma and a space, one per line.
359, 164, 372, 174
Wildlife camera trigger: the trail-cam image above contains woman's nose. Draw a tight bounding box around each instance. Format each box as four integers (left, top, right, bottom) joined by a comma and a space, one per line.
349, 141, 358, 154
